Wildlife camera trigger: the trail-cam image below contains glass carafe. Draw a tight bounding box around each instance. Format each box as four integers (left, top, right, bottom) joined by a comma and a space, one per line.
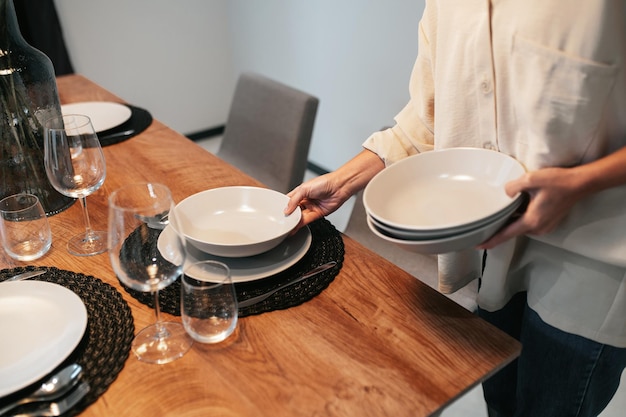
0, 0, 74, 215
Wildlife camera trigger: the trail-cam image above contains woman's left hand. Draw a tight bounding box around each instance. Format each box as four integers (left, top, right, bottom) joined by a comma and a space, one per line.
480, 147, 626, 249
477, 167, 588, 249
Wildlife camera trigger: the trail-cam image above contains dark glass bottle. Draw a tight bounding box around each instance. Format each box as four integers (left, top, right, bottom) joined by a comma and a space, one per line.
0, 0, 74, 215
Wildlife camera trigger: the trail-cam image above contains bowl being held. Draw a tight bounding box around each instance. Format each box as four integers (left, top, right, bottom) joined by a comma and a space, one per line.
366, 208, 518, 254
172, 186, 301, 257
369, 192, 525, 240
363, 147, 526, 232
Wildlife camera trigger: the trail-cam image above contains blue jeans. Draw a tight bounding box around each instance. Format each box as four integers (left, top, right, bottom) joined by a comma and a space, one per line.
478, 292, 626, 417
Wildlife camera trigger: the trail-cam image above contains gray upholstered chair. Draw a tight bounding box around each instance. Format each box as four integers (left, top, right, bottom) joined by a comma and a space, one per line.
343, 190, 479, 311
217, 72, 319, 194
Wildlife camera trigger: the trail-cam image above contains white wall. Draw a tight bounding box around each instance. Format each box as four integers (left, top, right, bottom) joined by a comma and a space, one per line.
226, 0, 423, 171
54, 0, 235, 133
55, 0, 424, 171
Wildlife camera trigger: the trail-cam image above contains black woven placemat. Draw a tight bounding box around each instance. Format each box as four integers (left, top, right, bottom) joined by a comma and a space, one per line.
97, 104, 153, 147
0, 267, 134, 416
122, 218, 344, 317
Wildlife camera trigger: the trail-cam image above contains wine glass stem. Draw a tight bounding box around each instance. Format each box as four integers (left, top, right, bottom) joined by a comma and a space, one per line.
152, 290, 167, 337
79, 197, 95, 238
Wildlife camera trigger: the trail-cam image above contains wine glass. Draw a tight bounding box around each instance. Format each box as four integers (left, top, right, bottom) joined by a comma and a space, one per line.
108, 182, 193, 364
44, 114, 107, 256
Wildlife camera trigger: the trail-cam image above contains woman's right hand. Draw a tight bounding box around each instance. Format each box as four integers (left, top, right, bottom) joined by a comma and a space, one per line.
284, 173, 352, 228
284, 149, 386, 228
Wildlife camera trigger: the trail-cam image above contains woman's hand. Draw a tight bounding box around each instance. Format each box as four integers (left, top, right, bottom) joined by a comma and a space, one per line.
284, 149, 386, 229
479, 146, 626, 249
284, 174, 352, 227
478, 167, 586, 249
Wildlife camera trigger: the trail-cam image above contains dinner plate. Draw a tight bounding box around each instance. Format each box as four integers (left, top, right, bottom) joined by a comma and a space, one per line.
61, 101, 132, 133
0, 281, 87, 397
158, 225, 312, 282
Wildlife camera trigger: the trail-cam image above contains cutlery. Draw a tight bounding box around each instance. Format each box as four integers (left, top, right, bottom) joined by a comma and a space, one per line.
0, 364, 82, 416
238, 261, 337, 308
135, 211, 169, 230
3, 270, 46, 283
100, 128, 135, 141
10, 382, 90, 417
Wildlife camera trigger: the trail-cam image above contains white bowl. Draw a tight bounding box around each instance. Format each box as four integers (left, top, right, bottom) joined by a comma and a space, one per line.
369, 193, 524, 240
366, 210, 515, 255
172, 186, 301, 257
363, 148, 525, 232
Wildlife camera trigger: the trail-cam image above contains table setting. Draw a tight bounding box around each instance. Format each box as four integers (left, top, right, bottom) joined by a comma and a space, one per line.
123, 216, 344, 318
0, 74, 523, 417
0, 182, 344, 414
0, 109, 136, 415
0, 267, 134, 417
60, 101, 152, 147
1, 109, 344, 412
117, 185, 345, 319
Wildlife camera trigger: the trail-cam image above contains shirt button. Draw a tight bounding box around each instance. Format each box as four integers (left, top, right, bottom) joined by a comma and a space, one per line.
484, 142, 497, 150
481, 78, 492, 94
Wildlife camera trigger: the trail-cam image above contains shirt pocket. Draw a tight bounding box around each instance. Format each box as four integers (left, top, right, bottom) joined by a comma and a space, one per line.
511, 34, 618, 168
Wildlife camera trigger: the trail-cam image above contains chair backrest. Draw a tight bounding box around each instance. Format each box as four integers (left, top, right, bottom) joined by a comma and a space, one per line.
217, 72, 319, 194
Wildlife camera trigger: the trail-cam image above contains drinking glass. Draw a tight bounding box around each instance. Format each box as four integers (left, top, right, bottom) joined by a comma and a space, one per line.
181, 261, 238, 344
108, 183, 192, 364
44, 114, 107, 256
0, 193, 52, 261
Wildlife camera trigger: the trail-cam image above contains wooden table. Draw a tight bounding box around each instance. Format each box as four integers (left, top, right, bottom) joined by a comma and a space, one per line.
0, 74, 520, 417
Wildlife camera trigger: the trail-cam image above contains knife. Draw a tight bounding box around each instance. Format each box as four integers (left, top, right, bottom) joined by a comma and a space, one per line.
4, 269, 47, 282
238, 261, 337, 308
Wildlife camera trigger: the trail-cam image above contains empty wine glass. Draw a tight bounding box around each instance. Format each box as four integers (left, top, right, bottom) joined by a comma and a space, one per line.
108, 182, 193, 364
44, 114, 107, 256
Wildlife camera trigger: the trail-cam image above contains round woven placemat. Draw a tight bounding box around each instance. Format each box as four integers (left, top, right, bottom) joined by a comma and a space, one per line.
122, 218, 344, 317
97, 104, 153, 147
0, 267, 134, 416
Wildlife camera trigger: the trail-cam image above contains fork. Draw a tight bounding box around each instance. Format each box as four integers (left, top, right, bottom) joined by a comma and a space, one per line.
10, 382, 90, 417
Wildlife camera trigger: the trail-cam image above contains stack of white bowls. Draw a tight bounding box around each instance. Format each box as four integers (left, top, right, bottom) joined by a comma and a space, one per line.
363, 148, 526, 254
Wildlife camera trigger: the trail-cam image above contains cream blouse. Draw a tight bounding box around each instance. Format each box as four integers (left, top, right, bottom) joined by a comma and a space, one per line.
363, 0, 626, 347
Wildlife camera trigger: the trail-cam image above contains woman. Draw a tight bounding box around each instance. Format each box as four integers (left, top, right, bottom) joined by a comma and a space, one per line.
285, 1, 626, 416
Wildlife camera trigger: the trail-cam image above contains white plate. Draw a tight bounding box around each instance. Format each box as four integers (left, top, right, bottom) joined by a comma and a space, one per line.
363, 148, 525, 232
158, 225, 312, 282
0, 281, 87, 397
61, 101, 132, 132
